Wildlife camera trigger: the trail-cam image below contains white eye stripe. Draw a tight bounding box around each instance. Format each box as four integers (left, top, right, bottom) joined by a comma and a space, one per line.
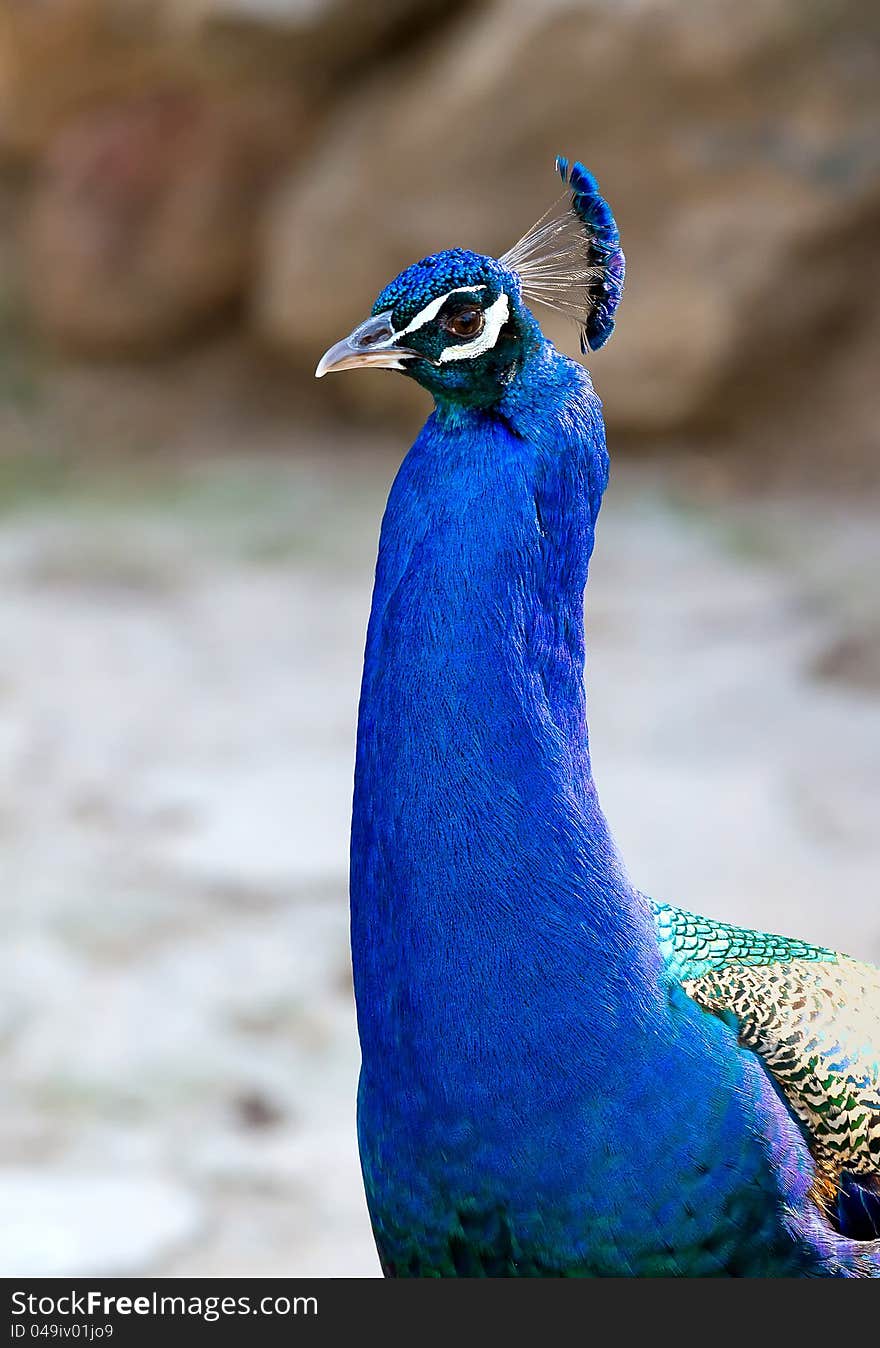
397, 286, 487, 338
437, 291, 510, 363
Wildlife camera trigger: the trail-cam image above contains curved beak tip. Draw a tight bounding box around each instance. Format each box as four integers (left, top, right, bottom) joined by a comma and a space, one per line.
315, 340, 351, 378
315, 313, 418, 380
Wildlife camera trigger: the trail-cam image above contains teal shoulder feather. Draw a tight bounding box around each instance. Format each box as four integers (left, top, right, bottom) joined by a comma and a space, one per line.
650, 898, 880, 1200
651, 900, 839, 981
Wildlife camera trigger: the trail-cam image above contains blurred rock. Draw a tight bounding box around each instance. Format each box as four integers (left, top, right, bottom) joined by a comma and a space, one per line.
23, 86, 299, 352
256, 0, 880, 439
0, 0, 458, 161
167, 0, 461, 83
0, 2, 178, 162
2, 0, 879, 460
812, 625, 880, 692
3, 0, 463, 352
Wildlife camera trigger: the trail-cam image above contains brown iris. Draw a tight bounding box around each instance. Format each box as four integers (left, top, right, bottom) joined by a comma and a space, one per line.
441, 305, 484, 339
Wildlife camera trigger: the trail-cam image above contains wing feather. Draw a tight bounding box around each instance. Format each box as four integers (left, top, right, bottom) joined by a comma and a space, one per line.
652, 900, 880, 1197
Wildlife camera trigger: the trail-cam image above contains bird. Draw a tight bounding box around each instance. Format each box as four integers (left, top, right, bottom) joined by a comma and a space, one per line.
315, 157, 880, 1276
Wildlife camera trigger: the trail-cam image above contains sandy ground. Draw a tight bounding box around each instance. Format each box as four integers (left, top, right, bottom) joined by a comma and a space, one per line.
0, 435, 878, 1277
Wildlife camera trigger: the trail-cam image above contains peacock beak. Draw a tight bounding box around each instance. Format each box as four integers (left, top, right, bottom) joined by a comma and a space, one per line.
315, 312, 419, 377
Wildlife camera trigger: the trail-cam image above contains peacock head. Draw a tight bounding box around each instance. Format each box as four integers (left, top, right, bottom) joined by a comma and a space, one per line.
315, 158, 625, 411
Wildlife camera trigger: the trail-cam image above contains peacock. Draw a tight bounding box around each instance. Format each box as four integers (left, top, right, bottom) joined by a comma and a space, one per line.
315, 157, 880, 1276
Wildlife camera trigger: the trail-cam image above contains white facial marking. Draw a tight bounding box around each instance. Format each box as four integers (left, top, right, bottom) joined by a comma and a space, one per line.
437, 291, 510, 363
397, 286, 487, 339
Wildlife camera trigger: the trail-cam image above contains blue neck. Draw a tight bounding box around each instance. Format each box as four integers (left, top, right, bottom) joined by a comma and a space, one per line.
351, 345, 664, 1099
349, 342, 826, 1275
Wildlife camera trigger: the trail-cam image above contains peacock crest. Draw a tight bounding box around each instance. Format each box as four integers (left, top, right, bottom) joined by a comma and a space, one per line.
501, 157, 626, 353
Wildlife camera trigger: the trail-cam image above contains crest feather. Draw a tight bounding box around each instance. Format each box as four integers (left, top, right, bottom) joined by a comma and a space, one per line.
501, 157, 625, 353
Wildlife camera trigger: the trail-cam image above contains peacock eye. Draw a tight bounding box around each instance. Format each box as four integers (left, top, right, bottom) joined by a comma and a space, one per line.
442, 306, 484, 339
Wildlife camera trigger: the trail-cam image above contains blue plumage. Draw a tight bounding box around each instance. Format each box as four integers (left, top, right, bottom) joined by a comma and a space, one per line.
316, 159, 880, 1276
555, 156, 625, 351
838, 1175, 880, 1242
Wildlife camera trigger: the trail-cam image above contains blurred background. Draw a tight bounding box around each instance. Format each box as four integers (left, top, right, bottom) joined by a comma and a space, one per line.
0, 0, 878, 1277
